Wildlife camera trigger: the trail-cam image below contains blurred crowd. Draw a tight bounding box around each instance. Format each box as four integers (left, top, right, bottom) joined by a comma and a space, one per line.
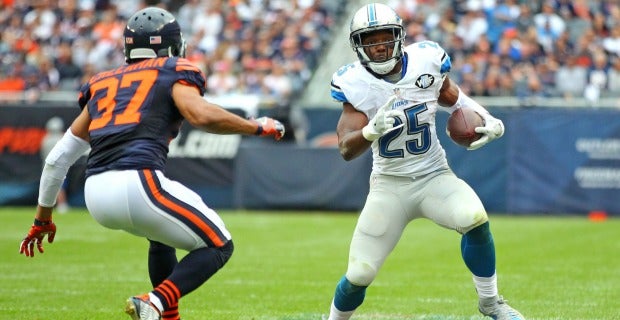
0, 0, 343, 106
1, 0, 620, 106
395, 0, 620, 105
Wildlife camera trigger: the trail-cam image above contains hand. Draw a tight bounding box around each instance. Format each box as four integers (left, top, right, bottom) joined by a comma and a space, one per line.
362, 95, 404, 141
19, 219, 56, 257
254, 117, 285, 141
468, 114, 504, 150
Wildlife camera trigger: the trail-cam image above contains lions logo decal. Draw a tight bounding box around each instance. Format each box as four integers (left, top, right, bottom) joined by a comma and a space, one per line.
415, 74, 435, 89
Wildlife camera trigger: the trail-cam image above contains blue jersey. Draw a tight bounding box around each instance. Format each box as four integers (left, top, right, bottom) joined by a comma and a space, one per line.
78, 57, 206, 177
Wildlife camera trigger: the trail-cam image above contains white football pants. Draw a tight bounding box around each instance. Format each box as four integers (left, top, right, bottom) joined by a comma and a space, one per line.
84, 169, 231, 251
346, 169, 487, 286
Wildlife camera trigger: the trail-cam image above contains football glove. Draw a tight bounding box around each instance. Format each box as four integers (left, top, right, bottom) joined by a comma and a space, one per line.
254, 117, 285, 141
468, 114, 504, 151
362, 95, 404, 141
19, 219, 56, 257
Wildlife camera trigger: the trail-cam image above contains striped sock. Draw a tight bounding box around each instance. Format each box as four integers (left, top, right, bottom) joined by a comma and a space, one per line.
161, 302, 179, 320
152, 280, 181, 311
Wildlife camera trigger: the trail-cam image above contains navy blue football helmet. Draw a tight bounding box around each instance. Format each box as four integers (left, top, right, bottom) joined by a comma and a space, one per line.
123, 7, 186, 63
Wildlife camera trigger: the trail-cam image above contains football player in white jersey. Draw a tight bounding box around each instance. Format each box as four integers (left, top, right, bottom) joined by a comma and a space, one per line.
326, 3, 524, 320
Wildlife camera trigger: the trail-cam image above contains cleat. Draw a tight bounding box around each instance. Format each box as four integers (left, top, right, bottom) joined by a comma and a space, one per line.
479, 295, 525, 320
125, 294, 161, 320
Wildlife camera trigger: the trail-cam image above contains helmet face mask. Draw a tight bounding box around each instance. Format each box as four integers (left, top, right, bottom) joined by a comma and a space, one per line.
123, 7, 186, 63
349, 3, 405, 75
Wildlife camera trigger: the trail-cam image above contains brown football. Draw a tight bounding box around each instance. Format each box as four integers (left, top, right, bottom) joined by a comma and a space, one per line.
446, 108, 484, 147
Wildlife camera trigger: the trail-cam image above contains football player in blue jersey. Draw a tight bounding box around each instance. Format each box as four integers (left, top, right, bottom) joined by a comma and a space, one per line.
326, 3, 524, 320
19, 7, 284, 320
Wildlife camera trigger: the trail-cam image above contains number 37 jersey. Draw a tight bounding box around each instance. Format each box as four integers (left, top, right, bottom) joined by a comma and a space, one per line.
331, 41, 453, 177
78, 57, 206, 177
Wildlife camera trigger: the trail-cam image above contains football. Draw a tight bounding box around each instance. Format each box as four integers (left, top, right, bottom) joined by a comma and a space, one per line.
446, 108, 484, 147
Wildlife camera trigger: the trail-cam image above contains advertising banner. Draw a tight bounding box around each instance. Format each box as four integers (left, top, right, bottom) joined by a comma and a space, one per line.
508, 108, 620, 214
0, 105, 80, 204
0, 105, 244, 207
233, 141, 371, 211
1, 105, 618, 214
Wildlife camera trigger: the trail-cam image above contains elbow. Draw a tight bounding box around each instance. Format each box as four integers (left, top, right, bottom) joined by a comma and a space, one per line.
339, 145, 357, 162
341, 152, 354, 162
338, 135, 368, 161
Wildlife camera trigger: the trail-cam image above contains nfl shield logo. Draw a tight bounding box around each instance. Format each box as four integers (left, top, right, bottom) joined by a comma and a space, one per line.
415, 74, 435, 89
125, 37, 133, 44
149, 36, 162, 44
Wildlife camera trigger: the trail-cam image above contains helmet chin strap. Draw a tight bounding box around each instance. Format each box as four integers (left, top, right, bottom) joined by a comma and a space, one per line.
367, 57, 399, 75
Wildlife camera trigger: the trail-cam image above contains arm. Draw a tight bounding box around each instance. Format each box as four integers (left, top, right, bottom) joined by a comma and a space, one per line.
336, 102, 372, 161
20, 108, 91, 257
37, 108, 90, 216
172, 83, 284, 139
437, 76, 459, 107
337, 96, 402, 161
438, 77, 504, 150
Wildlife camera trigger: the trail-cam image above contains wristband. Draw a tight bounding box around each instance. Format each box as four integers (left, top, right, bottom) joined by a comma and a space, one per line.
34, 218, 52, 226
255, 124, 263, 136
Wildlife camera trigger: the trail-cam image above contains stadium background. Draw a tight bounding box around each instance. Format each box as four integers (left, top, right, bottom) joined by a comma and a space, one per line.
1, 0, 619, 215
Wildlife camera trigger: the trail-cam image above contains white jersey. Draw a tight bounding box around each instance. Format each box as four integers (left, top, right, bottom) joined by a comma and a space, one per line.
331, 40, 454, 177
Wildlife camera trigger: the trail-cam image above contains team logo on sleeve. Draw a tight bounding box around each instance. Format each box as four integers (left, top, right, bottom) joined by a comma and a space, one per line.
415, 74, 435, 89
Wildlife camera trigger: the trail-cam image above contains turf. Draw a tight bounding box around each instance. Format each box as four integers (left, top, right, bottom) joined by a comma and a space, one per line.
2, 207, 619, 319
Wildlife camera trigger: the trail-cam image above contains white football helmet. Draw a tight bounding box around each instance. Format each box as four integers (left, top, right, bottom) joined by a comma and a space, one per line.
349, 3, 405, 75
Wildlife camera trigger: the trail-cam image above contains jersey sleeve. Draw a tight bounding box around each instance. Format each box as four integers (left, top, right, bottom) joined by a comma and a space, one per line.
330, 63, 371, 106
330, 64, 352, 104
171, 57, 207, 96
329, 62, 389, 114
77, 82, 91, 110
437, 45, 451, 75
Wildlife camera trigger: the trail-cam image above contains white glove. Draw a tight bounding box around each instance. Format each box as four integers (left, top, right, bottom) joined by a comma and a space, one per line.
362, 96, 403, 141
468, 114, 504, 150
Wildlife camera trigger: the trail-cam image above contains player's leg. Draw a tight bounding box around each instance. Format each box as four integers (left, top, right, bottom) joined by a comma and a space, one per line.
147, 240, 178, 319
418, 170, 493, 278
328, 174, 409, 320
465, 222, 523, 319
419, 170, 524, 319
148, 240, 177, 287
85, 169, 234, 319
464, 223, 524, 319
136, 169, 234, 319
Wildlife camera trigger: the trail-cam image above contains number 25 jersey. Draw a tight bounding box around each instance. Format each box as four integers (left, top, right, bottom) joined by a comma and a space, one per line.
78, 57, 206, 177
330, 41, 453, 177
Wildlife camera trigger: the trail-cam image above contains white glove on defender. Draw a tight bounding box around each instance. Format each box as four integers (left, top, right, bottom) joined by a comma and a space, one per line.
362, 95, 404, 141
468, 114, 504, 151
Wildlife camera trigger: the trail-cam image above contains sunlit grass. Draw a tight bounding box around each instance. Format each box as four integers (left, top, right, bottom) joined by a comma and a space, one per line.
2, 208, 618, 319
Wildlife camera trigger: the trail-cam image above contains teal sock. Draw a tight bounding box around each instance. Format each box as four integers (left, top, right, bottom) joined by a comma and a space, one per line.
333, 276, 367, 312
461, 222, 496, 277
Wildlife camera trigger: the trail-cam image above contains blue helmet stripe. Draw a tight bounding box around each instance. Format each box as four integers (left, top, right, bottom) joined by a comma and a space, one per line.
368, 3, 377, 26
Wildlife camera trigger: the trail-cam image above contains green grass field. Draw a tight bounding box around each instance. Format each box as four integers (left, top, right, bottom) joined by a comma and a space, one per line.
2, 207, 619, 320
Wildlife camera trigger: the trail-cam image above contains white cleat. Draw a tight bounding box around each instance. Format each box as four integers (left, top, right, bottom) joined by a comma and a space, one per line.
125, 294, 161, 320
479, 295, 525, 320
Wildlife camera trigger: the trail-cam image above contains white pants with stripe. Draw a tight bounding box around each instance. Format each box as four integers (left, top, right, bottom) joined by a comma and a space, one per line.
84, 169, 231, 251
